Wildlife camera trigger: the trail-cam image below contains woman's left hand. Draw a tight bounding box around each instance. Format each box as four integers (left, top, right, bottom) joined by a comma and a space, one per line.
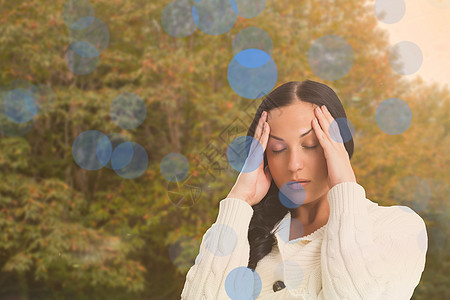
312, 105, 357, 189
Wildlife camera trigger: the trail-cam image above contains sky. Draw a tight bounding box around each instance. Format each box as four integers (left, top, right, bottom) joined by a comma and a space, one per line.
374, 0, 450, 89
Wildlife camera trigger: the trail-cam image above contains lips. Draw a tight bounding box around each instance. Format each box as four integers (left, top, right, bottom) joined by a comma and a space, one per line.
287, 180, 311, 189
290, 179, 311, 183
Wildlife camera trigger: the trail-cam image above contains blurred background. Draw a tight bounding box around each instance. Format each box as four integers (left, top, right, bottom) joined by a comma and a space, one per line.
0, 0, 448, 299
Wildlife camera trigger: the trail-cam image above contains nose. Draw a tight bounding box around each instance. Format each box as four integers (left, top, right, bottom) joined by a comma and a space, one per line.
287, 147, 306, 173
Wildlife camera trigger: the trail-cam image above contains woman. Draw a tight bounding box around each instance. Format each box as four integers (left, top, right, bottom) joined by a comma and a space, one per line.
181, 80, 427, 299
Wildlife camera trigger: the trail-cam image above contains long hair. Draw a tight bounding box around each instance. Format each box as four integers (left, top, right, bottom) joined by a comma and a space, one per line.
246, 80, 354, 270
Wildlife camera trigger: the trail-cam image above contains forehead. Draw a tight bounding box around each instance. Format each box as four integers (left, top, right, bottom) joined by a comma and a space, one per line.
268, 102, 317, 134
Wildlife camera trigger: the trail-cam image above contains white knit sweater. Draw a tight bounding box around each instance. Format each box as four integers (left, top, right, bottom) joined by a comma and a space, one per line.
181, 182, 427, 299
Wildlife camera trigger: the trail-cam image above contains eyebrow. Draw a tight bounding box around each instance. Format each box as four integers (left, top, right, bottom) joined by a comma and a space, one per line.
269, 128, 314, 141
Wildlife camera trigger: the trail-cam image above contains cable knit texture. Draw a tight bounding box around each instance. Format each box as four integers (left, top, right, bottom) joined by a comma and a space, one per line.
181, 182, 428, 299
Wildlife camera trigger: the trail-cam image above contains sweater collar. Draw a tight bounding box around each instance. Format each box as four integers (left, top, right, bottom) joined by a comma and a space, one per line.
272, 210, 327, 245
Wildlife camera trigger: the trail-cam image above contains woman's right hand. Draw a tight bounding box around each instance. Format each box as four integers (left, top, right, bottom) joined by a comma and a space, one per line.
226, 111, 272, 206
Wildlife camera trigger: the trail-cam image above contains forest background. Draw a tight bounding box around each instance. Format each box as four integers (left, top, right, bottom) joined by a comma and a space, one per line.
0, 0, 449, 299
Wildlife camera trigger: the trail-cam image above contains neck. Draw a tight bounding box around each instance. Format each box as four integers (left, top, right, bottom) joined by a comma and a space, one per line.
292, 192, 330, 227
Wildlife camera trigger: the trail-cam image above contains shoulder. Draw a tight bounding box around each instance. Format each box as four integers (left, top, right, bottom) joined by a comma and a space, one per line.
367, 201, 427, 242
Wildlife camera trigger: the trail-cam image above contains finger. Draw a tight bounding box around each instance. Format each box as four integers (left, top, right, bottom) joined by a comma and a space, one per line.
247, 111, 267, 164
250, 120, 269, 164
260, 121, 270, 150
254, 111, 267, 142
321, 105, 333, 121
321, 105, 338, 133
321, 105, 344, 144
312, 115, 328, 148
315, 106, 331, 140
312, 116, 321, 136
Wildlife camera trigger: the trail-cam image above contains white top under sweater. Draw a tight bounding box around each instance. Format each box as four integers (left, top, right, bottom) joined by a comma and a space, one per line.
181, 182, 428, 299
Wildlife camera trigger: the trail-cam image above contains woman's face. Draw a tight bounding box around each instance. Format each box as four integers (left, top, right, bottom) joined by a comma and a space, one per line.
266, 101, 329, 203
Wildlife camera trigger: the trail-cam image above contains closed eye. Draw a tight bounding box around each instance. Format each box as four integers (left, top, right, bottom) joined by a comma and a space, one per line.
272, 145, 318, 154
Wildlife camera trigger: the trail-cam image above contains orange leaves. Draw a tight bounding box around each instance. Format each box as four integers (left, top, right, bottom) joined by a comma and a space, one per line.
29, 186, 41, 198
141, 59, 157, 72
146, 169, 155, 180
48, 18, 57, 27
142, 60, 150, 69
100, 264, 110, 271
375, 57, 381, 67
137, 264, 146, 272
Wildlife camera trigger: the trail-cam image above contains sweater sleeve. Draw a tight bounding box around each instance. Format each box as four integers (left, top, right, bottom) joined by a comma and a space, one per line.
181, 197, 255, 299
318, 182, 428, 300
